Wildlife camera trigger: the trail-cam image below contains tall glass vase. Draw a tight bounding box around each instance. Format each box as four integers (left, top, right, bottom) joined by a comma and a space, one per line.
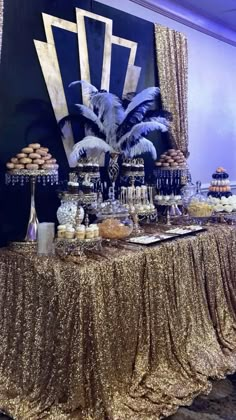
25, 176, 39, 242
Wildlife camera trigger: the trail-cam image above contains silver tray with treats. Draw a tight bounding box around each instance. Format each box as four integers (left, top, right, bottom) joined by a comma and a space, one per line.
127, 225, 206, 246
127, 232, 178, 245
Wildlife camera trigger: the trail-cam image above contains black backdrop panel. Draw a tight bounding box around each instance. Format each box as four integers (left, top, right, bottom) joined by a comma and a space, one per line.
0, 0, 166, 243
85, 16, 105, 90
52, 26, 83, 143
110, 44, 131, 99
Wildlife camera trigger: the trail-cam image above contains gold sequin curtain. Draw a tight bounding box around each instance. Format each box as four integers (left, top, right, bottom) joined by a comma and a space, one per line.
0, 0, 3, 62
155, 24, 189, 156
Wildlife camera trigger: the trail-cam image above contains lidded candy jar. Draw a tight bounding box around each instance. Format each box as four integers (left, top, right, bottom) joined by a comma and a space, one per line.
96, 199, 133, 239
57, 194, 84, 226
180, 182, 196, 209
187, 181, 213, 218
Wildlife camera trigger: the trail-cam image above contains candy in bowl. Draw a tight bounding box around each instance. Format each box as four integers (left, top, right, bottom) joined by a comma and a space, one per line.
96, 199, 133, 239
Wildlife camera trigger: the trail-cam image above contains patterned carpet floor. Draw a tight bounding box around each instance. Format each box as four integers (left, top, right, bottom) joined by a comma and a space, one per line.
169, 374, 236, 420
1, 374, 236, 419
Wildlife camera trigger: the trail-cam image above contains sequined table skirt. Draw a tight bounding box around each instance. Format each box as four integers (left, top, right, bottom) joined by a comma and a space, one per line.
0, 226, 236, 419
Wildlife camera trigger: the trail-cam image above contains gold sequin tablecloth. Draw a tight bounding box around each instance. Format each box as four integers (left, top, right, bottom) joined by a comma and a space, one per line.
0, 226, 236, 419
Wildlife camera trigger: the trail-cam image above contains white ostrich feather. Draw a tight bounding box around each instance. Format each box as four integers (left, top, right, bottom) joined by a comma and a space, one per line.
124, 137, 157, 159
122, 87, 160, 120
84, 126, 95, 136
75, 104, 105, 133
90, 92, 125, 145
69, 136, 114, 166
69, 80, 98, 97
118, 117, 169, 148
91, 92, 123, 118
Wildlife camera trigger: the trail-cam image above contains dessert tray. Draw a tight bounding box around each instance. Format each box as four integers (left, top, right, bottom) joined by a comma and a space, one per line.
127, 225, 206, 246
165, 226, 206, 235
127, 233, 178, 245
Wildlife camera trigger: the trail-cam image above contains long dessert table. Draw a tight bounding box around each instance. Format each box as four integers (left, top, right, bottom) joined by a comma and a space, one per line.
0, 225, 236, 419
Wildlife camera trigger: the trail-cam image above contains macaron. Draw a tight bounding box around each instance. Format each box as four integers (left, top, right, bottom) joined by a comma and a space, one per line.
14, 164, 25, 169
19, 158, 32, 164
33, 159, 45, 165
6, 162, 15, 169
29, 153, 41, 159
17, 153, 27, 159
36, 149, 48, 157
26, 164, 39, 170
28, 143, 41, 150
21, 147, 34, 154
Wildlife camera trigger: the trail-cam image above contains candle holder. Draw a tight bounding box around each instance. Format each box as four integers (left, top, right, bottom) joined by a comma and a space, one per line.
6, 169, 58, 242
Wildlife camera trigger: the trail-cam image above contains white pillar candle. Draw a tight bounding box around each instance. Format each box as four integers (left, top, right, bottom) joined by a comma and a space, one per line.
37, 223, 55, 256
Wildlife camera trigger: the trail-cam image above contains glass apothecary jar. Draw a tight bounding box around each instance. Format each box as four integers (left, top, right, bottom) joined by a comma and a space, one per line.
57, 193, 84, 226
187, 181, 213, 218
180, 182, 197, 208
96, 199, 133, 239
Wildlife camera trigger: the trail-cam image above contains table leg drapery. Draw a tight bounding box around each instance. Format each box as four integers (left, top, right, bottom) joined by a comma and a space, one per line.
0, 226, 236, 419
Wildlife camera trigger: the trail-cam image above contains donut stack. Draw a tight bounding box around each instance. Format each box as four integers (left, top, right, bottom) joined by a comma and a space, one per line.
155, 149, 186, 169
6, 143, 58, 171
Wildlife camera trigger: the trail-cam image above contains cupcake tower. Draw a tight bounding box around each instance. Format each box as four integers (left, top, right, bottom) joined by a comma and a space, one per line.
6, 143, 58, 171
122, 159, 145, 176
208, 167, 232, 198
67, 173, 94, 195
76, 159, 100, 180
57, 223, 99, 240
55, 221, 101, 257
70, 158, 100, 195
121, 158, 145, 188
67, 173, 80, 194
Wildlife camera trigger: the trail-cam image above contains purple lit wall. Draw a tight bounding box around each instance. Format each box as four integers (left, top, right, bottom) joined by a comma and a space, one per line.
98, 0, 236, 186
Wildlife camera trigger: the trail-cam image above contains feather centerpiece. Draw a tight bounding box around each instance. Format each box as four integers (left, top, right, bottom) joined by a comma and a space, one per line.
123, 137, 157, 159
122, 86, 160, 119
59, 80, 170, 165
69, 136, 114, 167
69, 80, 98, 97
74, 104, 105, 135
118, 117, 168, 150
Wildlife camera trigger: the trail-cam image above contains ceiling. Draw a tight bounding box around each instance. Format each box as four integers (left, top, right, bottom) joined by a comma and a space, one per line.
168, 0, 236, 32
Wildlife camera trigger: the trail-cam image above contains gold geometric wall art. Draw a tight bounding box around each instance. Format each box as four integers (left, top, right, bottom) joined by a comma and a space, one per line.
34, 8, 142, 165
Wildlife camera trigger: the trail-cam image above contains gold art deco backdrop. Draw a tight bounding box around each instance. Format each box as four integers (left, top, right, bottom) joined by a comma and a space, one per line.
0, 0, 162, 240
